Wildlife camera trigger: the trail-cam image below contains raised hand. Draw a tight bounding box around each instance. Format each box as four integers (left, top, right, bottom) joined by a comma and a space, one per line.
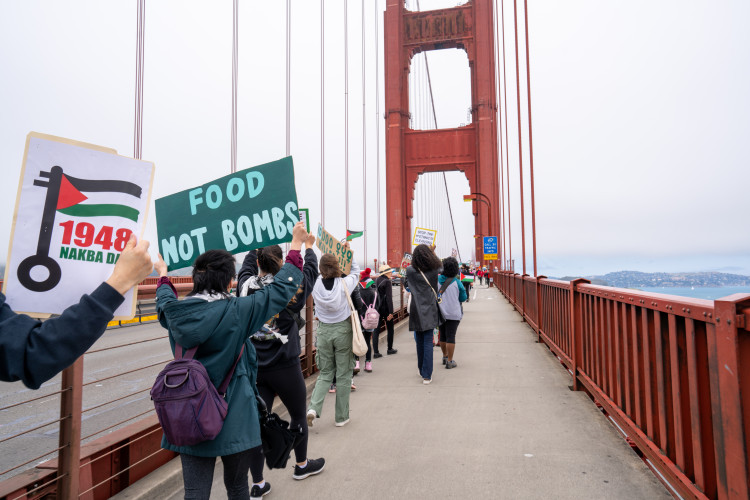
106, 234, 153, 295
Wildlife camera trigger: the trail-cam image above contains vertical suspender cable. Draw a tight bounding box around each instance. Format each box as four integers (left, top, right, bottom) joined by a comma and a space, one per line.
494, 0, 506, 270
344, 0, 350, 231
230, 0, 239, 173
321, 0, 326, 226
501, 0, 512, 271
286, 0, 291, 156
513, 0, 525, 275
133, 0, 145, 160
362, 0, 368, 265
375, 0, 381, 264
523, 0, 537, 277
416, 0, 461, 262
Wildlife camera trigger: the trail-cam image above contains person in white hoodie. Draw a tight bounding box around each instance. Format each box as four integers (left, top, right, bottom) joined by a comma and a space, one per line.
306, 248, 360, 427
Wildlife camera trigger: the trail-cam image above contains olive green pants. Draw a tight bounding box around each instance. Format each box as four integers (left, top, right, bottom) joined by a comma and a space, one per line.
309, 319, 354, 424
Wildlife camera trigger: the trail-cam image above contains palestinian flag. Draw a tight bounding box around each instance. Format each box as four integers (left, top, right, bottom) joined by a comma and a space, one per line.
54, 173, 142, 222
460, 272, 474, 283
346, 229, 364, 241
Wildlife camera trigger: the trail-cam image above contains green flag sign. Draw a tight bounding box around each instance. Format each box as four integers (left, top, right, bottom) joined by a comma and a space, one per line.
156, 157, 299, 270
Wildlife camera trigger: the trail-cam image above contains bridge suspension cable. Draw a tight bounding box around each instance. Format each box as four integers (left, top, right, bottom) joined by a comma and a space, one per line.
133, 0, 145, 160
375, 0, 381, 265
362, 0, 368, 265
499, 0, 512, 272
512, 0, 526, 275
344, 0, 350, 231
320, 0, 325, 226
230, 0, 238, 173
523, 0, 538, 277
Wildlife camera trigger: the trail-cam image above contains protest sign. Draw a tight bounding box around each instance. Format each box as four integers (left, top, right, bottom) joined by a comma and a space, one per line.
155, 157, 299, 271
316, 224, 353, 275
298, 208, 310, 232
412, 226, 437, 246
3, 132, 154, 318
399, 252, 412, 277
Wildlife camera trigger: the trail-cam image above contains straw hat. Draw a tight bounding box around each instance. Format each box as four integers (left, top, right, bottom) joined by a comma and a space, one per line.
378, 264, 393, 275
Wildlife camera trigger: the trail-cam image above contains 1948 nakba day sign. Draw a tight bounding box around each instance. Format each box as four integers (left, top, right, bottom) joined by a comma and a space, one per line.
3, 132, 154, 318
155, 157, 300, 271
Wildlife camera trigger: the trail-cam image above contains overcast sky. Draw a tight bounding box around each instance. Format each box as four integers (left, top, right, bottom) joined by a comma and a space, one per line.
1, 0, 748, 278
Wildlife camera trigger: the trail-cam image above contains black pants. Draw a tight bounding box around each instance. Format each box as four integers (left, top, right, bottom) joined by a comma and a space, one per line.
439, 319, 460, 344
373, 317, 394, 353
180, 446, 264, 500
256, 363, 308, 463
354, 330, 373, 362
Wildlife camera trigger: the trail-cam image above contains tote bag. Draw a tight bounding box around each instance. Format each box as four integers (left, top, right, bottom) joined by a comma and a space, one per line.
342, 282, 368, 357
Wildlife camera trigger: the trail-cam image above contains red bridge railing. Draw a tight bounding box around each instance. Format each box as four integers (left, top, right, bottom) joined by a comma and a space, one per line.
493, 271, 750, 500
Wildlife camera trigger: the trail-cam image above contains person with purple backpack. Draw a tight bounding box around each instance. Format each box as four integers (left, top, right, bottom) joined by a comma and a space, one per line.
154, 222, 307, 500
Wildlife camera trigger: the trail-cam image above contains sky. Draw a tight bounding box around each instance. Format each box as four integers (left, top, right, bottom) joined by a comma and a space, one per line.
1, 0, 748, 279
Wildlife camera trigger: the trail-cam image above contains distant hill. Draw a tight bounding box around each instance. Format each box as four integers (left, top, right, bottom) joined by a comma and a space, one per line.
557, 270, 750, 288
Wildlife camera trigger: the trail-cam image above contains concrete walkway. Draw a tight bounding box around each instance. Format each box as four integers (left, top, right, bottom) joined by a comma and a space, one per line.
116, 285, 671, 500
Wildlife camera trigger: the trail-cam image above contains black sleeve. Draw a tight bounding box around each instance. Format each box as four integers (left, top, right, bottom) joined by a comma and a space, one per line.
0, 283, 125, 389
286, 248, 319, 314
236, 249, 258, 297
378, 277, 394, 314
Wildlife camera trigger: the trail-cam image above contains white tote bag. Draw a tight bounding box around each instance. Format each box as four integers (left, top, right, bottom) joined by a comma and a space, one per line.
342, 282, 368, 357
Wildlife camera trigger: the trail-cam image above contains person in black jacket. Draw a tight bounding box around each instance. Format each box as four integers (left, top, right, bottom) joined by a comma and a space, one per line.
0, 234, 153, 389
237, 234, 326, 481
373, 264, 397, 357
357, 268, 377, 372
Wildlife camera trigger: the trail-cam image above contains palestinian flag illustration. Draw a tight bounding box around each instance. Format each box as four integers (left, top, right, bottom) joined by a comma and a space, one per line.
51, 171, 142, 222
460, 272, 474, 283
346, 229, 364, 241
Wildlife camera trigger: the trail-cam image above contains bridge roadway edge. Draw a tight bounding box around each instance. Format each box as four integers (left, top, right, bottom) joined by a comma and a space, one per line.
113, 286, 671, 500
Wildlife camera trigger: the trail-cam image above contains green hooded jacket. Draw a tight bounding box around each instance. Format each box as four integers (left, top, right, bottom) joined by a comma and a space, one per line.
155, 262, 303, 457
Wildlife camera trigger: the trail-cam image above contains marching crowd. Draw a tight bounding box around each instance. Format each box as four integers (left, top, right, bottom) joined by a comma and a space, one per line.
0, 222, 496, 500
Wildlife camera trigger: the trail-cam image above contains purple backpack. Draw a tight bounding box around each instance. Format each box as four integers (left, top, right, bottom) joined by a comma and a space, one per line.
151, 344, 244, 447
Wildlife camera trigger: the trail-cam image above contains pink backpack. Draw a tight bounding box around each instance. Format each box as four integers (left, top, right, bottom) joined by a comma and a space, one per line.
360, 291, 380, 330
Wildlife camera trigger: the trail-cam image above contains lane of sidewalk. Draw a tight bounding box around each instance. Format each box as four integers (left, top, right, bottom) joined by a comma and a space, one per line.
120, 284, 671, 499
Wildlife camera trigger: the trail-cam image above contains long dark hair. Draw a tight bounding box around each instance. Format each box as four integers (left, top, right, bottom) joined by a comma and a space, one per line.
442, 257, 459, 278
412, 244, 441, 273
257, 245, 283, 275
189, 250, 236, 295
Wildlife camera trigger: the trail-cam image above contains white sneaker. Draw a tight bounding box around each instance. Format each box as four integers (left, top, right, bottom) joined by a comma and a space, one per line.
306, 409, 317, 427
335, 418, 350, 427
423, 378, 432, 385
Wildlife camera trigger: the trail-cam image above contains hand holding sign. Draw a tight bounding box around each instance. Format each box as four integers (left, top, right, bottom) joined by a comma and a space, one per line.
290, 221, 307, 251
105, 234, 154, 295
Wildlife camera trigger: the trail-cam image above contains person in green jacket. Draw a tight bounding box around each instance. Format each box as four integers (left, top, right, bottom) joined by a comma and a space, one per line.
155, 221, 307, 500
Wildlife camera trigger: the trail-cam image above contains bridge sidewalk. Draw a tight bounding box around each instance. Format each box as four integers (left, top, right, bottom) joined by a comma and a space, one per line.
116, 285, 671, 499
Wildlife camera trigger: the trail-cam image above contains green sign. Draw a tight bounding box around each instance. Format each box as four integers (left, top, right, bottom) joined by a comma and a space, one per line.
155, 157, 299, 270
298, 208, 310, 232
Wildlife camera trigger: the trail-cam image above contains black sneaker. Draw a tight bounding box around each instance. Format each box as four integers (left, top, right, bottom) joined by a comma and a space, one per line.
250, 482, 271, 499
293, 457, 326, 480
373, 352, 383, 359
387, 348, 398, 355
442, 356, 448, 365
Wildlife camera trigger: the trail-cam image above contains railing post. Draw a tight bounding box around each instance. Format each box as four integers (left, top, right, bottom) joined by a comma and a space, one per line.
58, 357, 83, 500
521, 274, 529, 322
569, 279, 589, 391
535, 276, 547, 341
304, 295, 314, 375
709, 294, 750, 499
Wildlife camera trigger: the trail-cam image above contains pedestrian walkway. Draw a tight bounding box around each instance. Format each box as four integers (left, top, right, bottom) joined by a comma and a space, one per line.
118, 285, 671, 500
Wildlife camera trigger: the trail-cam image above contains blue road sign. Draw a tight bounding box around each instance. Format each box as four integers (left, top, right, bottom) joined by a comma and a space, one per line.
483, 236, 498, 260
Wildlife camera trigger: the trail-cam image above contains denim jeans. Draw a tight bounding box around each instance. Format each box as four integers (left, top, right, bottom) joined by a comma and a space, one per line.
414, 329, 434, 380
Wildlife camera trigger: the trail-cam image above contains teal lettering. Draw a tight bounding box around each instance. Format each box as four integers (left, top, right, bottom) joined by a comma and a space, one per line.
188, 188, 204, 215
271, 207, 287, 239
237, 215, 254, 245
246, 171, 264, 198
253, 210, 274, 243
190, 227, 208, 254
226, 178, 244, 202
162, 236, 179, 266
206, 185, 222, 209
221, 219, 239, 251
178, 234, 193, 260
284, 201, 298, 235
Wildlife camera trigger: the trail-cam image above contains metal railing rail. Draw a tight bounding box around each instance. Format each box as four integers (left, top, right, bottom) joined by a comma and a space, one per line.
492, 270, 750, 500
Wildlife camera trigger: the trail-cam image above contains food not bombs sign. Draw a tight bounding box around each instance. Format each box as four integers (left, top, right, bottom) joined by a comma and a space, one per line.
3, 132, 154, 318
156, 157, 300, 271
